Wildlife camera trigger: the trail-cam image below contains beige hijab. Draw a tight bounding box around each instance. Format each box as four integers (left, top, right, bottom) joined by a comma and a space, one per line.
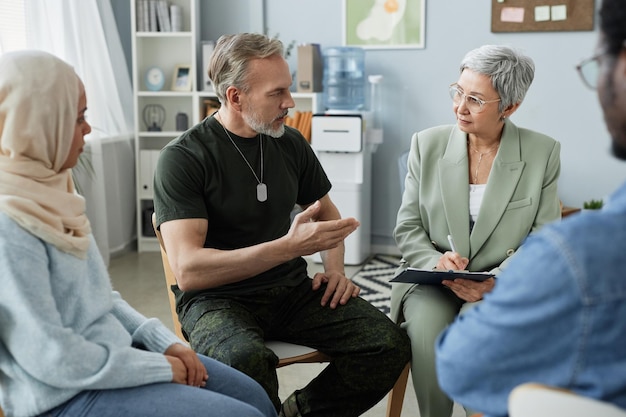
0, 50, 91, 258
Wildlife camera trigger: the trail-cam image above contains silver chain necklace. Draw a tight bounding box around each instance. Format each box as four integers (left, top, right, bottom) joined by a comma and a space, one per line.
468, 140, 499, 184
217, 113, 267, 202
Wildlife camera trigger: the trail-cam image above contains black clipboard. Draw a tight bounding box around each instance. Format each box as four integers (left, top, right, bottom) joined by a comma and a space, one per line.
390, 268, 494, 285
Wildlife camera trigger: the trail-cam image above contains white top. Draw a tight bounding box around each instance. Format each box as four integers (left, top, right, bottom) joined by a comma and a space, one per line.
469, 184, 487, 223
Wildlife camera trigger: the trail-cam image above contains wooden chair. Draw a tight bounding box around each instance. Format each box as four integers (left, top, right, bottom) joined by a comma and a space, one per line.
385, 363, 410, 417
151, 213, 330, 367
153, 214, 406, 416
509, 382, 626, 417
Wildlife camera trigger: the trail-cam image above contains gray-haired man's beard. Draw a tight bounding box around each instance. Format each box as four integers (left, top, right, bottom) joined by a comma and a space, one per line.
243, 112, 285, 138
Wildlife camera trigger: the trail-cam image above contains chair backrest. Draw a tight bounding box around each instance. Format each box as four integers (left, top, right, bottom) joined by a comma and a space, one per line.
152, 213, 186, 341
509, 383, 626, 417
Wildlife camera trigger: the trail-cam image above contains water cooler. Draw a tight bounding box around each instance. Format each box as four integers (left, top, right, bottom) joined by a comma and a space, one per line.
309, 47, 383, 265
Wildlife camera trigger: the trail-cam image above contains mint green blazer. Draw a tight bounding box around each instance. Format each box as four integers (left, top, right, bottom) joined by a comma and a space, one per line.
390, 119, 561, 322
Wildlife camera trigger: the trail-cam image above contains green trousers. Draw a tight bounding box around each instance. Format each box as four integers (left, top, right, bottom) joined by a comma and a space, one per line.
181, 278, 411, 417
401, 284, 478, 417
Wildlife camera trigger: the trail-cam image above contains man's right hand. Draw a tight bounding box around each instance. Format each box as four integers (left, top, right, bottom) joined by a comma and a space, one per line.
288, 200, 359, 256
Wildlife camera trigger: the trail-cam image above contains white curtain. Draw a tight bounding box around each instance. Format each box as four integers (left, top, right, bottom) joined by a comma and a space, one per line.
24, 0, 135, 265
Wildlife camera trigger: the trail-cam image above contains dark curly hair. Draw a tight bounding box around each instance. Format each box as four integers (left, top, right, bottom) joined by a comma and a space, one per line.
600, 0, 626, 56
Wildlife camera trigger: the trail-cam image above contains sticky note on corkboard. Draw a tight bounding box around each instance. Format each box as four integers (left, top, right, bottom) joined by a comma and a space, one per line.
491, 0, 595, 32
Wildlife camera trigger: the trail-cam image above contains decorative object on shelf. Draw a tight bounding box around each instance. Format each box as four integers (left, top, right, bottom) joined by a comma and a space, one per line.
144, 66, 165, 91
175, 112, 188, 131
143, 104, 166, 131
171, 64, 192, 91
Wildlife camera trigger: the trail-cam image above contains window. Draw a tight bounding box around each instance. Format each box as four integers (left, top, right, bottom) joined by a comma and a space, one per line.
0, 0, 27, 54
0, 0, 133, 140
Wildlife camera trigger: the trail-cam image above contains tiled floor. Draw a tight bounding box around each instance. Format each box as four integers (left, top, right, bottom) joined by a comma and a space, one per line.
108, 250, 466, 417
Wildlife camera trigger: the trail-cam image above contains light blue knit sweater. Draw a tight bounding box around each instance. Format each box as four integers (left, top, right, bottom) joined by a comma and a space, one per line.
0, 213, 182, 417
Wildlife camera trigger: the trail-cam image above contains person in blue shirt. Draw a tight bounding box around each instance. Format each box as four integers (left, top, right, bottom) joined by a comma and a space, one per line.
0, 50, 276, 417
435, 1, 626, 415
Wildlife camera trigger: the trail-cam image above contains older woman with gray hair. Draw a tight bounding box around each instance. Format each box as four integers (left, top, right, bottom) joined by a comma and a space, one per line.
391, 44, 561, 417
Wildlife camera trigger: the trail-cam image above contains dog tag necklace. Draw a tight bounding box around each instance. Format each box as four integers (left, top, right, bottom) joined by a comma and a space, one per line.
217, 114, 267, 202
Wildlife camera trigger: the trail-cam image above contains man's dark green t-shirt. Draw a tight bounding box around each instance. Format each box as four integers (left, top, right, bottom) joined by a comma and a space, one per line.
153, 115, 331, 304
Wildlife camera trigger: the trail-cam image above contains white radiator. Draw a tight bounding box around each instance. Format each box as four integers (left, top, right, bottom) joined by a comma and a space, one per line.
74, 133, 136, 265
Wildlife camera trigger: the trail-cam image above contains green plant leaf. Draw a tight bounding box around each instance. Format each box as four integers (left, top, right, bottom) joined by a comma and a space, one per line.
583, 199, 603, 209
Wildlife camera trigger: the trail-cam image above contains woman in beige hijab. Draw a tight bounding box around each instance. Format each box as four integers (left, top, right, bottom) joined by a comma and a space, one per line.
0, 50, 276, 417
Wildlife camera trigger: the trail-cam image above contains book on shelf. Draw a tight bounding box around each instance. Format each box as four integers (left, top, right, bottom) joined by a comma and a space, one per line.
148, 0, 158, 32
170, 4, 182, 31
156, 0, 171, 32
136, 1, 183, 32
284, 111, 313, 142
136, 0, 149, 32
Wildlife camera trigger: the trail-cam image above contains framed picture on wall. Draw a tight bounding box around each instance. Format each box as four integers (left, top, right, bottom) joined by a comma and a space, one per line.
171, 64, 192, 91
343, 0, 425, 49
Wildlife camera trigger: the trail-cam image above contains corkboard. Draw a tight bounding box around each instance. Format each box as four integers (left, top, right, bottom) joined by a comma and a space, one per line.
491, 0, 595, 33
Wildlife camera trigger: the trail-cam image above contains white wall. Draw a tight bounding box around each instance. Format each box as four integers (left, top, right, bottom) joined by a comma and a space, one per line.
112, 1, 625, 251
262, 0, 626, 250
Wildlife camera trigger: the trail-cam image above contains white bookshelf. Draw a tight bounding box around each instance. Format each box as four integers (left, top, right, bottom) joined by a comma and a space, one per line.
131, 0, 196, 251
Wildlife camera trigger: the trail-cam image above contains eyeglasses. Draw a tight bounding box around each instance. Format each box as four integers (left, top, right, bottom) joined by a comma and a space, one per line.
576, 54, 601, 90
577, 41, 626, 90
449, 84, 501, 113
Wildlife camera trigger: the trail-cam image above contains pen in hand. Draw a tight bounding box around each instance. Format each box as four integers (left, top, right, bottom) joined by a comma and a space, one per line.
447, 234, 458, 253
446, 234, 469, 271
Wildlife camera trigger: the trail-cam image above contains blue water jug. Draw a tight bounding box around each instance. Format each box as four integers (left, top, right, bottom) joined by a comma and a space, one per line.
322, 47, 365, 111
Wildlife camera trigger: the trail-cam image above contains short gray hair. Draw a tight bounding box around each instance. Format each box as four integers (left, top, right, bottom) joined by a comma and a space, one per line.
460, 45, 535, 112
208, 33, 284, 104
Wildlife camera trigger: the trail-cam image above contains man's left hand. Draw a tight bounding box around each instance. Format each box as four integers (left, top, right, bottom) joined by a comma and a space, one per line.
312, 271, 360, 309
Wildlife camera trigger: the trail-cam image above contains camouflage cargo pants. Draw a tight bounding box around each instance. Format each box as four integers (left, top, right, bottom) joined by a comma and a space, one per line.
180, 278, 410, 417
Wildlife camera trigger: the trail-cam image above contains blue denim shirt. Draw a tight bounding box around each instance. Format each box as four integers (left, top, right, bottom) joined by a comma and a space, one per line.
435, 181, 626, 417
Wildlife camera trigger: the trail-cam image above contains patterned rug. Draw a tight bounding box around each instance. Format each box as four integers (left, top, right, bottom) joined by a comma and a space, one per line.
350, 254, 402, 316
